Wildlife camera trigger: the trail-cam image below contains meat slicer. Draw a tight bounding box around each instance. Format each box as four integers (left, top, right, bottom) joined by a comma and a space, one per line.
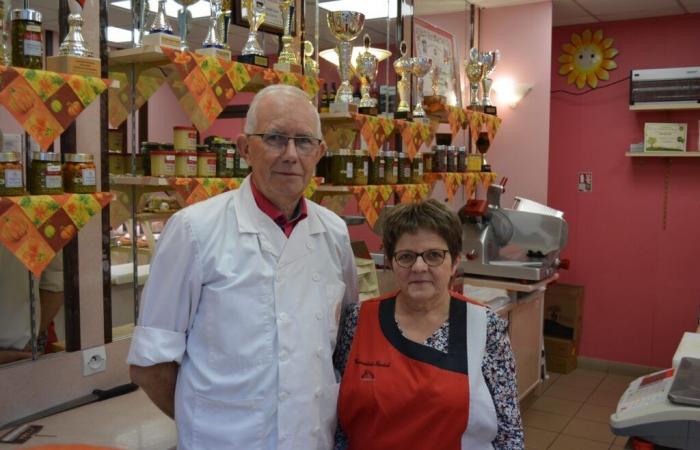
458, 183, 568, 281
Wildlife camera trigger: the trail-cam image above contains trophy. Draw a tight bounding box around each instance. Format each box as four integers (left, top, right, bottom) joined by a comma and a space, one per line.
327, 11, 365, 112
409, 56, 432, 119
466, 47, 485, 109
132, 0, 148, 47
141, 0, 181, 48
355, 34, 378, 115
480, 49, 500, 114
393, 41, 412, 119
238, 0, 268, 67
197, 0, 231, 59
222, 0, 232, 49
47, 0, 101, 77
175, 0, 198, 51
274, 0, 301, 73
303, 41, 319, 77
421, 63, 446, 119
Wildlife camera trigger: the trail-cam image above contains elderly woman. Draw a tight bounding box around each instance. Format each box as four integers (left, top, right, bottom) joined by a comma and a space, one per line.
334, 199, 524, 449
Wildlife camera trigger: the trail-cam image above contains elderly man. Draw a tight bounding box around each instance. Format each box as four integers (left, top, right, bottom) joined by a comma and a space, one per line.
128, 85, 358, 449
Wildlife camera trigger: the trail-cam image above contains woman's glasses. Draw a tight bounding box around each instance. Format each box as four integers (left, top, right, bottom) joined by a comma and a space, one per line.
393, 249, 450, 268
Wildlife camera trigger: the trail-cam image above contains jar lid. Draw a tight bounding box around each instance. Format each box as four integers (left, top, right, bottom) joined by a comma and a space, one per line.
196, 144, 210, 151
160, 144, 175, 151
331, 149, 353, 156
0, 151, 19, 162
32, 151, 60, 162
447, 145, 457, 151
434, 145, 447, 150
109, 149, 124, 155
423, 150, 434, 155
64, 153, 94, 163
173, 126, 195, 131
384, 151, 397, 157
12, 9, 42, 23
176, 151, 196, 156
140, 141, 161, 148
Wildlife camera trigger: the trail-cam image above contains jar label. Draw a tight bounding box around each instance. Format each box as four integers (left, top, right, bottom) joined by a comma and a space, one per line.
23, 35, 42, 57
226, 156, 234, 169
346, 162, 353, 179
378, 167, 384, 178
363, 162, 368, 176
46, 175, 62, 188
4, 169, 22, 188
187, 155, 198, 164
81, 168, 96, 186
393, 166, 398, 177
403, 167, 410, 178
165, 154, 176, 162
418, 162, 424, 175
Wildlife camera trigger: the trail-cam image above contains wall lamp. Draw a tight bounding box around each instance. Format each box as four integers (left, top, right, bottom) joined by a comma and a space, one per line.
492, 78, 532, 108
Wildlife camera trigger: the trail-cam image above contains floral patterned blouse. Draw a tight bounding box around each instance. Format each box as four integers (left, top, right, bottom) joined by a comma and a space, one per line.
333, 301, 525, 450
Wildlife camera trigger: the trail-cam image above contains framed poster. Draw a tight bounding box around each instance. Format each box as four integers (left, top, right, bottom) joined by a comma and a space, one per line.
413, 17, 462, 107
233, 0, 295, 36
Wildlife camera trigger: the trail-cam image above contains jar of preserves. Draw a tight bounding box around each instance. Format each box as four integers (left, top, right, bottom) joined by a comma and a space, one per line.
175, 152, 197, 177
433, 145, 447, 173
315, 152, 332, 181
457, 146, 467, 172
11, 9, 42, 69
210, 140, 235, 177
150, 149, 176, 177
234, 150, 250, 178
397, 152, 411, 184
446, 146, 458, 172
0, 152, 24, 196
353, 150, 369, 185
368, 153, 386, 185
173, 126, 196, 152
108, 150, 125, 175
330, 149, 353, 185
140, 142, 161, 176
197, 152, 217, 177
422, 151, 434, 174
29, 151, 62, 195
411, 154, 424, 184
384, 151, 398, 185
63, 153, 96, 193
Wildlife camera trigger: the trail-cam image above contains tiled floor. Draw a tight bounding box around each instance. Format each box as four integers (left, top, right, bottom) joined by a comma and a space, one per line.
520, 368, 634, 450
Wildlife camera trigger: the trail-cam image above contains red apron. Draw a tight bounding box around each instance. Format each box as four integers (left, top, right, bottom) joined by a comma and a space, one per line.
338, 295, 471, 450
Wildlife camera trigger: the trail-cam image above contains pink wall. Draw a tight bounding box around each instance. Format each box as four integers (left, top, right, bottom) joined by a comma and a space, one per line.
549, 13, 700, 367
480, 2, 553, 206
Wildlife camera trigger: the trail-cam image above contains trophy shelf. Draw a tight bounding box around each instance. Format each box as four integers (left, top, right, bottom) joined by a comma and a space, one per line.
108, 45, 170, 66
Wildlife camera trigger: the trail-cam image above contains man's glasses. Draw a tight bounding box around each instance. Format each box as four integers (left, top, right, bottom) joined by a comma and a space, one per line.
393, 249, 450, 269
247, 133, 322, 155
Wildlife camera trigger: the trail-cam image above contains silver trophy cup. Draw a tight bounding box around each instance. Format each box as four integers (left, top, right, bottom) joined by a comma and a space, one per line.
410, 56, 432, 118
203, 0, 225, 49
174, 0, 197, 50
58, 0, 92, 57
355, 34, 378, 108
149, 0, 173, 35
480, 50, 500, 106
241, 0, 265, 56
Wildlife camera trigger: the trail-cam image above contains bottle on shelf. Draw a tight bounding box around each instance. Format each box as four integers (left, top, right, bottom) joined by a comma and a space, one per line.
320, 83, 330, 113
330, 82, 337, 104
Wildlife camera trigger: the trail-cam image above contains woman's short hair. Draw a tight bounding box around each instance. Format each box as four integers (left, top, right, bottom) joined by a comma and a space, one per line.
382, 199, 463, 263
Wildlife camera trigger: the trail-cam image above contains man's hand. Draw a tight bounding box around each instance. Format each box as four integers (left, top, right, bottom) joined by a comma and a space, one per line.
130, 362, 179, 419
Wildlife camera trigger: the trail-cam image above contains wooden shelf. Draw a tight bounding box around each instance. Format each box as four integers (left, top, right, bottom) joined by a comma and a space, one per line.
110, 174, 172, 186
108, 45, 170, 66
629, 102, 700, 111
626, 151, 700, 158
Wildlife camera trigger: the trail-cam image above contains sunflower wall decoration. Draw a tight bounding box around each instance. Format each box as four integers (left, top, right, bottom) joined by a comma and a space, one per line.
558, 29, 619, 89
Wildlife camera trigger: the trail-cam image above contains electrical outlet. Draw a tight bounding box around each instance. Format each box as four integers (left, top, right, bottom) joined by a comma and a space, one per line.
82, 346, 106, 376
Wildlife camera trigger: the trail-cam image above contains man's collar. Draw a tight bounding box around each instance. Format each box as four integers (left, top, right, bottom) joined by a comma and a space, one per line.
250, 178, 308, 226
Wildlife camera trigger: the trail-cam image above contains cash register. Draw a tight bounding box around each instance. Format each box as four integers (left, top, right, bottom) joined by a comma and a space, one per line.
610, 357, 700, 449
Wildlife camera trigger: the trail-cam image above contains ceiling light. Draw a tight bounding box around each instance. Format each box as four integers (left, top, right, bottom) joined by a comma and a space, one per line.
319, 0, 399, 20
111, 0, 211, 20
107, 26, 140, 43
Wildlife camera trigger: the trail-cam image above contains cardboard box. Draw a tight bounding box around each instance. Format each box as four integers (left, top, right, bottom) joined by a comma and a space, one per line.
644, 122, 687, 152
545, 336, 578, 358
546, 354, 577, 374
544, 283, 584, 342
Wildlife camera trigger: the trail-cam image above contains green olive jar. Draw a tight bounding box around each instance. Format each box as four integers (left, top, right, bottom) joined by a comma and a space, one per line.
384, 151, 398, 185
29, 151, 63, 195
0, 152, 25, 196
11, 9, 43, 69
411, 154, 424, 184
433, 145, 447, 173
330, 149, 354, 185
446, 145, 458, 172
234, 148, 250, 178
368, 152, 386, 185
397, 152, 411, 184
63, 153, 96, 193
210, 140, 235, 177
353, 150, 369, 185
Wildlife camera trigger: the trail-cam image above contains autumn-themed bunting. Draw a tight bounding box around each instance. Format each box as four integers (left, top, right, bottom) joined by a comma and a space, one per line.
446, 105, 468, 138
108, 67, 166, 128
352, 114, 394, 160
349, 185, 394, 227
304, 177, 324, 199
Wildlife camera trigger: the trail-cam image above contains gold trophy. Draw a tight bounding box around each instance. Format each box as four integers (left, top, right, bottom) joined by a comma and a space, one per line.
237, 0, 268, 67
47, 0, 101, 77
197, 0, 231, 59
327, 10, 365, 113
393, 41, 412, 120
274, 0, 301, 73
355, 34, 378, 115
409, 56, 432, 119
303, 41, 319, 77
466, 47, 485, 109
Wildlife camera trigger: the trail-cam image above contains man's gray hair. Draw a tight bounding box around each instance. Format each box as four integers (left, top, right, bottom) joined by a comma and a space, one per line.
244, 84, 322, 138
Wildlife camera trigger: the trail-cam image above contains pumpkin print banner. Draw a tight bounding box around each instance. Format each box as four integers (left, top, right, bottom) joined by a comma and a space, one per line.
0, 65, 111, 150
0, 193, 111, 276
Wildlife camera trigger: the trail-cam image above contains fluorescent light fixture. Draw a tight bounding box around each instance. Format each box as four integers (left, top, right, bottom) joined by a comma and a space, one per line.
107, 25, 140, 43
112, 0, 211, 19
320, 0, 399, 20
492, 78, 532, 108
319, 46, 392, 69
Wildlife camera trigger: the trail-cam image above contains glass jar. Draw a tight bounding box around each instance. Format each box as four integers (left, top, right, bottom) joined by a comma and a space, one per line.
29, 151, 62, 195
353, 150, 369, 185
150, 149, 176, 177
210, 140, 235, 177
397, 152, 411, 184
108, 150, 125, 175
384, 151, 398, 185
63, 153, 96, 193
457, 146, 467, 172
422, 151, 434, 174
175, 152, 197, 177
330, 149, 354, 185
446, 145, 458, 172
0, 152, 24, 196
234, 150, 250, 178
140, 142, 161, 176
368, 152, 386, 185
173, 126, 196, 152
315, 152, 332, 182
411, 155, 424, 184
433, 145, 447, 173
11, 9, 42, 69
197, 152, 217, 177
